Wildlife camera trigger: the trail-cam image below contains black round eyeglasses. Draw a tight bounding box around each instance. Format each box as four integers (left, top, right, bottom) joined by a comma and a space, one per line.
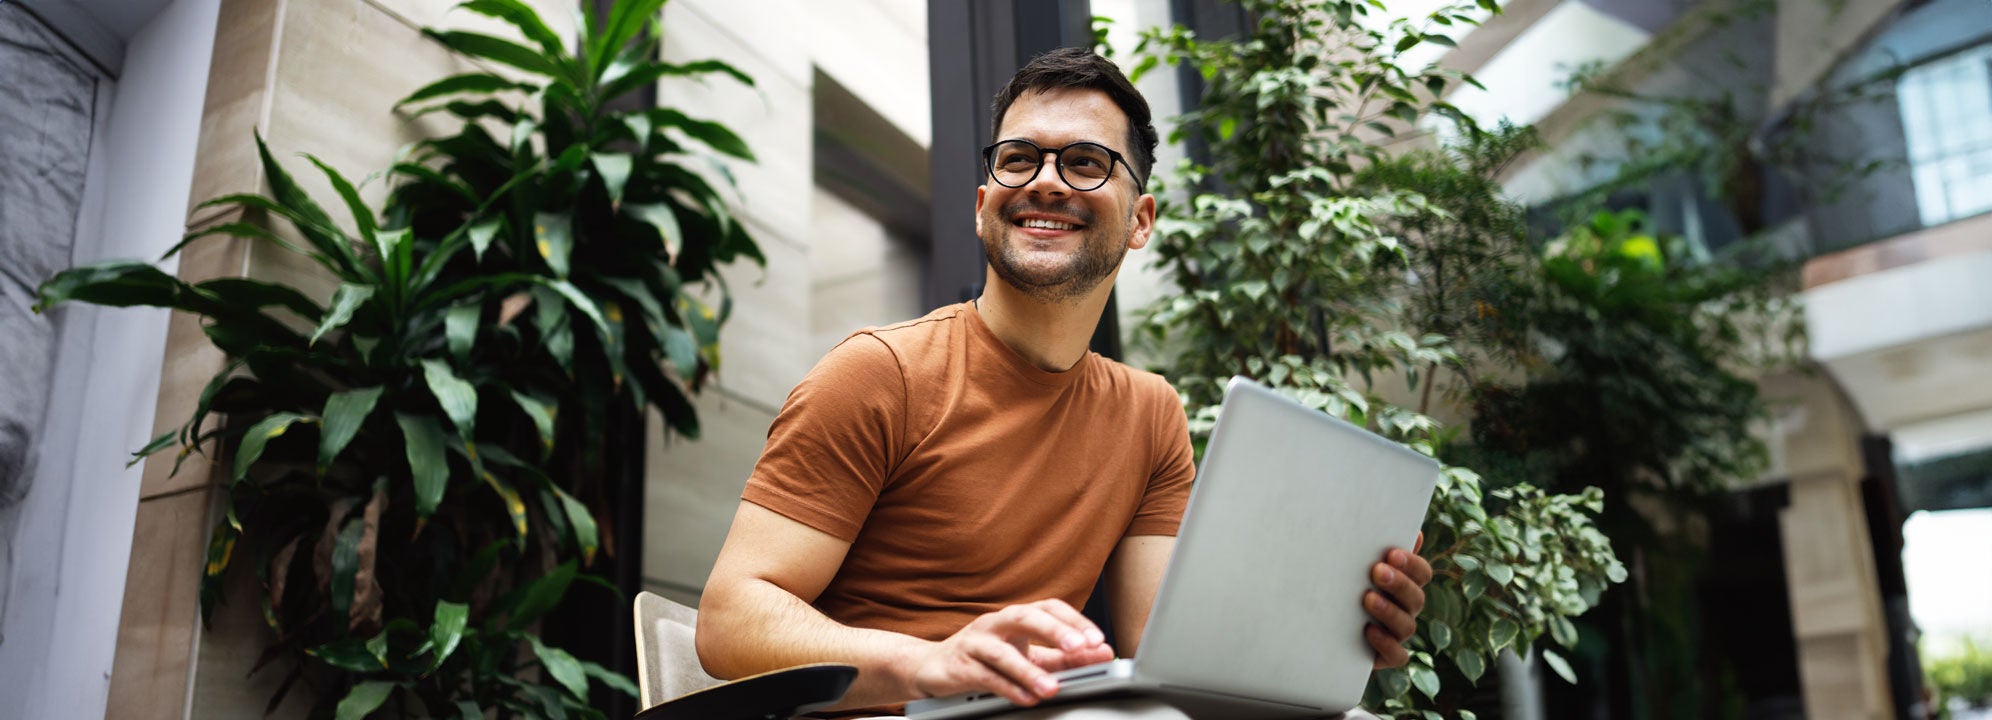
981, 139, 1145, 195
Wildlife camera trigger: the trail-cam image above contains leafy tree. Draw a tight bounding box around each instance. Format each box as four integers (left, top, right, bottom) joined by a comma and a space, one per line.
1127, 1, 1626, 716
34, 0, 759, 716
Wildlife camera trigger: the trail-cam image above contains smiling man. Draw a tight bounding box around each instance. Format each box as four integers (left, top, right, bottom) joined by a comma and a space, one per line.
694, 48, 1432, 719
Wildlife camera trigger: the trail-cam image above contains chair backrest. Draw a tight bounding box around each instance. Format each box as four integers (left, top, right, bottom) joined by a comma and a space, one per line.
633, 590, 725, 709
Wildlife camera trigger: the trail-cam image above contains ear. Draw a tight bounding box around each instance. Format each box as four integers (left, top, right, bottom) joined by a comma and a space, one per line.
1126, 192, 1156, 251
974, 185, 988, 237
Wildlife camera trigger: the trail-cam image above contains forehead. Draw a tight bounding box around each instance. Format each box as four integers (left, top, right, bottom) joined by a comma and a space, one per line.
996, 87, 1131, 150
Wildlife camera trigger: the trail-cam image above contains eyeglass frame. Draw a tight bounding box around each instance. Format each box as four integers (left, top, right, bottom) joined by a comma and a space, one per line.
980, 138, 1146, 196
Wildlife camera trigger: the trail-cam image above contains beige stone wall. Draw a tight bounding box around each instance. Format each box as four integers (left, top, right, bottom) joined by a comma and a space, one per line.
1772, 0, 1904, 111
110, 0, 575, 717
638, 0, 929, 606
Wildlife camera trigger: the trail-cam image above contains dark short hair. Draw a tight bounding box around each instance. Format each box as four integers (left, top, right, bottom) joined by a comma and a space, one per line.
990, 47, 1157, 190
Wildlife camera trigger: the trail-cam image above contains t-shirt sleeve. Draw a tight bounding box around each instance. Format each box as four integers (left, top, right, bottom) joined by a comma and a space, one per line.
1127, 376, 1195, 537
740, 333, 907, 542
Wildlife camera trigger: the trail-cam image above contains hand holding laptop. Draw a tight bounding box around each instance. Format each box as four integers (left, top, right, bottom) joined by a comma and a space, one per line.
1364, 535, 1433, 669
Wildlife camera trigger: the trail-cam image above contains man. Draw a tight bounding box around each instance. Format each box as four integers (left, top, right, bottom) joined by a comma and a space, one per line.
696, 48, 1432, 718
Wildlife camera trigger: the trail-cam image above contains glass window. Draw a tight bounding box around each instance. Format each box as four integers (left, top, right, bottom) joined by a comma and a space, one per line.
1896, 43, 1992, 227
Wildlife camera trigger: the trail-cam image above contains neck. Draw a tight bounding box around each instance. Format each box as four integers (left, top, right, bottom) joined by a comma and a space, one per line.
975, 268, 1117, 373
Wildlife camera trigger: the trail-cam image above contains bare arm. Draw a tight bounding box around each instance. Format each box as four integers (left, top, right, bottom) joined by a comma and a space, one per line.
697, 502, 1112, 709
1101, 535, 1175, 656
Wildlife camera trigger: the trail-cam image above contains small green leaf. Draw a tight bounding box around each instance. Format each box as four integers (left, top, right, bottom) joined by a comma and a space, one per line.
1374, 666, 1409, 698
534, 211, 574, 277
1489, 618, 1519, 650
456, 700, 482, 720
318, 387, 383, 473
528, 635, 589, 700
311, 283, 374, 346
309, 639, 384, 672
509, 390, 558, 457
1427, 619, 1452, 651
1486, 561, 1514, 585
421, 359, 479, 442
233, 412, 315, 483
1218, 116, 1238, 141
329, 517, 364, 624
396, 413, 450, 517
445, 304, 480, 366
649, 108, 755, 160
1409, 662, 1440, 698
626, 203, 682, 261
483, 471, 529, 540
1542, 649, 1578, 684
130, 430, 179, 468
428, 600, 470, 670
1551, 615, 1579, 647
334, 681, 395, 720
661, 325, 698, 377
467, 216, 503, 261
1454, 648, 1486, 682
592, 153, 633, 207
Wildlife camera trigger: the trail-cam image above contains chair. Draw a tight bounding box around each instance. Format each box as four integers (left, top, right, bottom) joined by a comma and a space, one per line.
631, 590, 858, 720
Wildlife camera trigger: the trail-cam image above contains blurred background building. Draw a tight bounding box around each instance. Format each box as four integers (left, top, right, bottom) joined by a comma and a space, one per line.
0, 0, 1985, 718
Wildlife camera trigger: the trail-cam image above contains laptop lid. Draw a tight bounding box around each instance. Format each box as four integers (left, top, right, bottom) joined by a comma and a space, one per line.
1132, 377, 1440, 713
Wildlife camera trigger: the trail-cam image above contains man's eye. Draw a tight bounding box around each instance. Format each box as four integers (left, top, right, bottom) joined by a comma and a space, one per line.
1067, 157, 1104, 168
1000, 153, 1035, 166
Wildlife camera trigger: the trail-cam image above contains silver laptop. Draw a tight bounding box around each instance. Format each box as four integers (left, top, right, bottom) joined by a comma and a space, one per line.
905, 377, 1440, 720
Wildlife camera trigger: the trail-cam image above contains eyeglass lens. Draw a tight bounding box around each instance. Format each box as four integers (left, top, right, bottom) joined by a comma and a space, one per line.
988, 140, 1116, 191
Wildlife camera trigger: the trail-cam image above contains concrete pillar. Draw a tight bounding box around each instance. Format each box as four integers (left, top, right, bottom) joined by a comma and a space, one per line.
1762, 369, 1894, 720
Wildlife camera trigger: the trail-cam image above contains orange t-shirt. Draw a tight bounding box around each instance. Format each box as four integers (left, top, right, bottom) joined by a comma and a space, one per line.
741, 302, 1196, 642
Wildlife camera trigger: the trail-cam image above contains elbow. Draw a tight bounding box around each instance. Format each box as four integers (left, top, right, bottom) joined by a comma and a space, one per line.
694, 583, 746, 680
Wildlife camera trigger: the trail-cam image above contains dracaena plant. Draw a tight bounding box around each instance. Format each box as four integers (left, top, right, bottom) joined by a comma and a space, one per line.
34, 0, 763, 716
1126, 1, 1626, 717
387, 0, 763, 456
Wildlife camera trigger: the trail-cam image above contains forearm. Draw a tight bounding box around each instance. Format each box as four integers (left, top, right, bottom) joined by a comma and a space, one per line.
696, 576, 931, 709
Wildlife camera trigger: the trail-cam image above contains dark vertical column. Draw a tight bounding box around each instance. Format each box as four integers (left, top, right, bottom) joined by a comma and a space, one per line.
926, 0, 1098, 313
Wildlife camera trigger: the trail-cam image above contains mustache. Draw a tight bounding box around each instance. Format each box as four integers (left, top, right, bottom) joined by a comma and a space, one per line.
1001, 198, 1094, 226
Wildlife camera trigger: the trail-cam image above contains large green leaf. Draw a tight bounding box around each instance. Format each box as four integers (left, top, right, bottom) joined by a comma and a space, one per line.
579, 660, 639, 698
420, 359, 479, 442
310, 283, 375, 346
395, 72, 535, 108
309, 638, 386, 673
424, 29, 565, 79
396, 412, 451, 517
600, 58, 753, 105
232, 412, 316, 483
648, 108, 755, 160
458, 0, 566, 55
481, 470, 530, 541
334, 681, 396, 720
540, 278, 611, 338
550, 485, 598, 565
467, 216, 504, 261
535, 211, 574, 278
305, 154, 378, 248
427, 600, 470, 670
317, 387, 384, 472
251, 133, 366, 280
503, 560, 576, 630
34, 262, 193, 314
586, 0, 668, 81
528, 635, 590, 701
196, 277, 323, 321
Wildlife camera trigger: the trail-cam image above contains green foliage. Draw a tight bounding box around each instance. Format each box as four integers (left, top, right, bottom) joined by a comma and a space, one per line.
1928, 637, 1992, 719
35, 1, 759, 716
1126, 2, 1626, 716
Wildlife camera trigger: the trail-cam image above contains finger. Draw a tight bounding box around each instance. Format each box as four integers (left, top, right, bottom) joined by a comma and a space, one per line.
1414, 531, 1425, 554
957, 655, 1042, 706
1387, 548, 1436, 587
992, 604, 1097, 651
968, 637, 1058, 702
1367, 624, 1410, 669
1365, 589, 1418, 641
1030, 599, 1108, 647
1027, 643, 1116, 672
1372, 562, 1427, 615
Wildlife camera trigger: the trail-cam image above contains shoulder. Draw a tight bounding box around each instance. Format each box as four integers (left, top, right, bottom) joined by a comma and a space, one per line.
1091, 358, 1186, 417
841, 303, 968, 375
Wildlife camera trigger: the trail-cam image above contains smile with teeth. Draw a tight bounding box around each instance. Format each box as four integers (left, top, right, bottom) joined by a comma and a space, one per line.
1018, 218, 1081, 231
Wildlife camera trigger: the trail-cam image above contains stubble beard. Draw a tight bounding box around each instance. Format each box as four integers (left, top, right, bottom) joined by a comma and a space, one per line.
980, 198, 1128, 304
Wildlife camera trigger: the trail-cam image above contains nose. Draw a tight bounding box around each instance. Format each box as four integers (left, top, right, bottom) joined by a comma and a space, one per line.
1021, 151, 1070, 198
